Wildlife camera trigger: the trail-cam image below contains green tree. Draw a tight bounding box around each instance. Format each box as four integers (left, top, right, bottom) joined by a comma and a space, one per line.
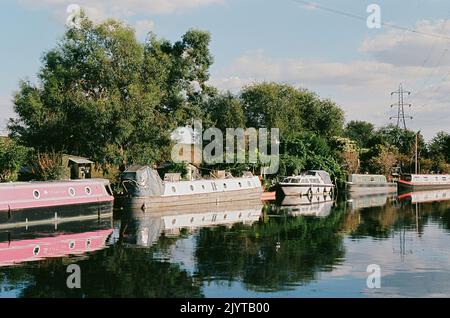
0, 137, 30, 182
204, 91, 246, 130
240, 82, 344, 138
344, 120, 375, 149
9, 13, 213, 169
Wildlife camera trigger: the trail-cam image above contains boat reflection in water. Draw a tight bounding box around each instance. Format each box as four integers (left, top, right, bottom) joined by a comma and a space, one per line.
0, 204, 114, 267
346, 192, 397, 211
277, 194, 334, 217
119, 201, 263, 247
398, 188, 450, 204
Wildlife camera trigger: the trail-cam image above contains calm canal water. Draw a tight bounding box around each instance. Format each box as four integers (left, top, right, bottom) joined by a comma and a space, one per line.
1, 190, 450, 298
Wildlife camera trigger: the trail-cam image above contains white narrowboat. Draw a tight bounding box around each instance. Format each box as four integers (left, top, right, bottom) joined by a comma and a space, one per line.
118, 165, 262, 210
398, 174, 450, 191
279, 170, 334, 197
345, 174, 397, 195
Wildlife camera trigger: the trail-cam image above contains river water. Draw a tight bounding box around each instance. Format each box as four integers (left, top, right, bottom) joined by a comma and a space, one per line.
1, 190, 450, 298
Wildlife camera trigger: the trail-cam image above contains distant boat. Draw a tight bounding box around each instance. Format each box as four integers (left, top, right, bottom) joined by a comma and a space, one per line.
345, 174, 397, 195
278, 170, 334, 197
118, 165, 262, 210
398, 174, 450, 191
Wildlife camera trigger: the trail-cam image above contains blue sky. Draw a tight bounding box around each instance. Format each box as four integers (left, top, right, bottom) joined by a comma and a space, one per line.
1, 0, 450, 139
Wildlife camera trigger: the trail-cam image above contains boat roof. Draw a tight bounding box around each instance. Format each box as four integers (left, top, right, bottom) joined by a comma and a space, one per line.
0, 178, 110, 187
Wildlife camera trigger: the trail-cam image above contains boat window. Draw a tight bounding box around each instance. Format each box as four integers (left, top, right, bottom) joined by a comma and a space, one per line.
238, 182, 242, 188
33, 190, 40, 200
190, 185, 194, 191
69, 241, 75, 249
86, 239, 91, 248
202, 184, 206, 190
247, 181, 252, 187
212, 182, 217, 191
223, 183, 227, 189
301, 179, 309, 184
190, 217, 194, 223
172, 186, 176, 193
443, 177, 447, 181
85, 187, 92, 195
33, 246, 40, 256
224, 214, 227, 219
290, 179, 301, 184
105, 185, 113, 196
68, 187, 76, 197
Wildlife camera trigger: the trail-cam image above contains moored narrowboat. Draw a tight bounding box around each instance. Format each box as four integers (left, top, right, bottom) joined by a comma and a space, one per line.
398, 174, 450, 191
118, 165, 263, 210
0, 179, 114, 213
345, 174, 397, 195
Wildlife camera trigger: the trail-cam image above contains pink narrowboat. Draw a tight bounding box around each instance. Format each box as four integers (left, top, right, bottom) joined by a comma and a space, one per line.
0, 179, 114, 213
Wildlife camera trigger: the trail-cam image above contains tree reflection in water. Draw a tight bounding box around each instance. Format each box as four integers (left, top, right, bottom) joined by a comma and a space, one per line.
194, 204, 347, 292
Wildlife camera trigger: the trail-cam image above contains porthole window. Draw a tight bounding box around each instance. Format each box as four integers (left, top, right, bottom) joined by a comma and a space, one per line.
223, 183, 227, 189
86, 239, 91, 248
190, 185, 194, 191
33, 245, 40, 256
68, 187, 76, 197
69, 241, 75, 249
172, 186, 176, 193
238, 182, 242, 188
85, 187, 92, 195
33, 190, 40, 200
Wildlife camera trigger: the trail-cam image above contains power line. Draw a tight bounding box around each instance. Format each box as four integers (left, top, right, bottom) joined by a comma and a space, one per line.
390, 83, 413, 130
290, 0, 450, 41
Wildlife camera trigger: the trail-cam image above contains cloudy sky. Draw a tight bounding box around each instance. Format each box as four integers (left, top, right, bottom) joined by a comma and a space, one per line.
1, 0, 450, 139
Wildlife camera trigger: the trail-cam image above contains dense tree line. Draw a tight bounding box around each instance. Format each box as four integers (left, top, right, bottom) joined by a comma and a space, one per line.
1, 14, 449, 183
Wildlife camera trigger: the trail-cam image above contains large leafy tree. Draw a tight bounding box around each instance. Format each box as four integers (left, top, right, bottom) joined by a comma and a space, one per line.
344, 120, 375, 149
240, 82, 345, 138
9, 13, 213, 167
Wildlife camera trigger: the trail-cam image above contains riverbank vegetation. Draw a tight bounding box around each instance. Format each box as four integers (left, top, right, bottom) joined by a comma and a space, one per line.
1, 13, 449, 184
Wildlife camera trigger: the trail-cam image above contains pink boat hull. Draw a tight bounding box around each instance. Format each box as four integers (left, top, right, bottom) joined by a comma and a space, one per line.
0, 179, 114, 212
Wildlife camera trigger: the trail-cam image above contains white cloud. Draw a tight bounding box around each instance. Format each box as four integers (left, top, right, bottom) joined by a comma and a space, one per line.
360, 20, 450, 68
